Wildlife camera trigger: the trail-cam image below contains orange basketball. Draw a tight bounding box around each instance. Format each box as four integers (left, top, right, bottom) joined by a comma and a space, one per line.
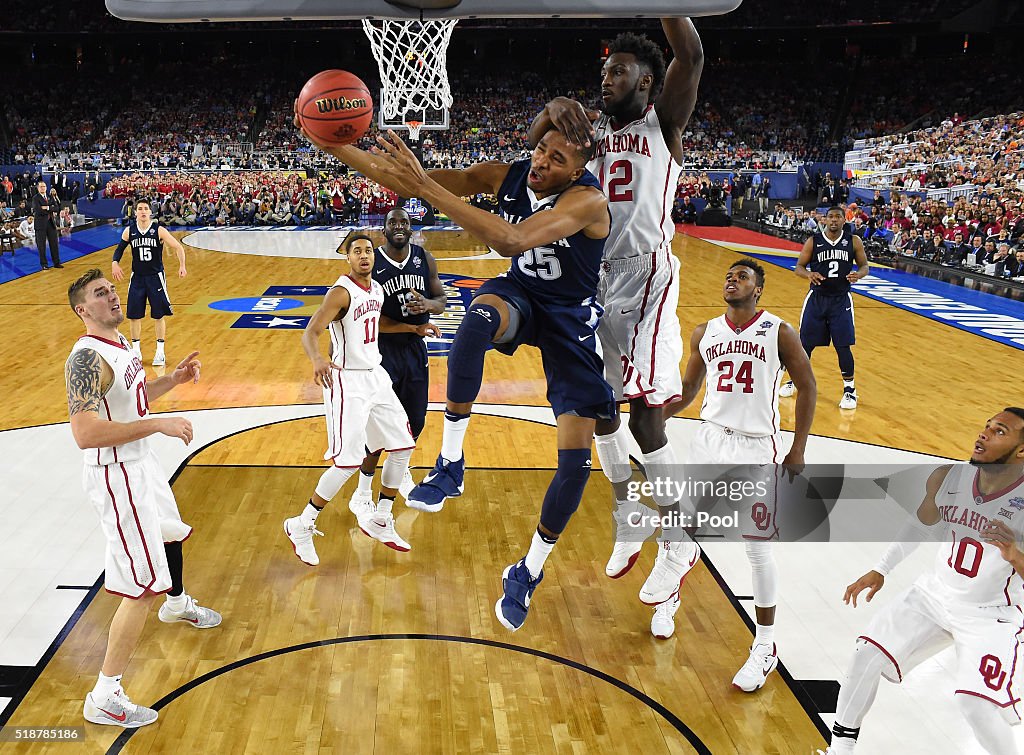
296, 70, 374, 147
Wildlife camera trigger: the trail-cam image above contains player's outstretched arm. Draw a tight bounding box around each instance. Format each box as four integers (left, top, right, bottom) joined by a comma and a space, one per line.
147, 351, 202, 401
664, 323, 708, 418
66, 348, 192, 448
302, 286, 349, 387
370, 131, 608, 256
656, 18, 704, 158
778, 322, 816, 467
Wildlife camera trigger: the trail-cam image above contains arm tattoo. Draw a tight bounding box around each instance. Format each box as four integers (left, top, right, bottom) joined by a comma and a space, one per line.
65, 349, 111, 417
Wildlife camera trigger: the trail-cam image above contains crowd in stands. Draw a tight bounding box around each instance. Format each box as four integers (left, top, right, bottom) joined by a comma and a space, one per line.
103, 171, 398, 226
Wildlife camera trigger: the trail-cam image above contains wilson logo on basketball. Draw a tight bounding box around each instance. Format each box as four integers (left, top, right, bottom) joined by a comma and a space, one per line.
315, 96, 368, 114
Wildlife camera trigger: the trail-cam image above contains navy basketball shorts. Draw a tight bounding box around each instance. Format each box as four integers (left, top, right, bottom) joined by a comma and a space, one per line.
799, 291, 855, 348
476, 276, 616, 421
379, 336, 429, 439
126, 273, 173, 320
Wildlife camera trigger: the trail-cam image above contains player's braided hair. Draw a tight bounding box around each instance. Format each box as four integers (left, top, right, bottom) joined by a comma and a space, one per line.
607, 32, 667, 100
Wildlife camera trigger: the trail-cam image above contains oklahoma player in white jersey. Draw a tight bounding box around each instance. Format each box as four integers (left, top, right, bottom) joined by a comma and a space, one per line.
284, 234, 433, 564
665, 259, 816, 692
826, 409, 1024, 755
529, 20, 706, 604
65, 269, 220, 729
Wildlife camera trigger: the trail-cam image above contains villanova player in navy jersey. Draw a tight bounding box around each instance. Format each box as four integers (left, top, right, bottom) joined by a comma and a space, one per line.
780, 206, 868, 409
301, 121, 614, 631
111, 199, 187, 367
349, 207, 447, 512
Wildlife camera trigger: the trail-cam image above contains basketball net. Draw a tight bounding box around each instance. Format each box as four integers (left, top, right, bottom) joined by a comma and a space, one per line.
362, 18, 458, 137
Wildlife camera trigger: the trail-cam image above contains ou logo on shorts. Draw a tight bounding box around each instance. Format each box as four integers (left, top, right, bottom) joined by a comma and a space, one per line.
751, 501, 771, 531
980, 654, 1007, 691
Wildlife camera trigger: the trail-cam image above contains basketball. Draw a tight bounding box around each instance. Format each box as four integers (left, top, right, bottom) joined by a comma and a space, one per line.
296, 70, 374, 147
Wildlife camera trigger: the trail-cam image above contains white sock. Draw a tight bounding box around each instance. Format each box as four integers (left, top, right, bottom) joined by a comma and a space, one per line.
300, 502, 321, 528
131, 339, 140, 350
357, 471, 373, 494
639, 442, 681, 510
754, 622, 775, 648
843, 379, 855, 391
155, 339, 165, 352
377, 495, 394, 515
524, 530, 555, 579
440, 414, 470, 462
164, 592, 187, 611
93, 672, 122, 698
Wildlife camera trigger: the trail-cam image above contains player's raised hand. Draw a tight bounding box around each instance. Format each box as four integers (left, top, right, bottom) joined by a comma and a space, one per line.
415, 322, 441, 338
370, 130, 429, 197
982, 519, 1023, 564
171, 351, 201, 385
158, 416, 194, 446
111, 261, 125, 282
843, 570, 884, 608
546, 97, 598, 148
311, 354, 338, 388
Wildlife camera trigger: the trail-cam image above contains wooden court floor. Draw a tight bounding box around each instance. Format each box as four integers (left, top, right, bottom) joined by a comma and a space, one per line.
2, 228, 1021, 753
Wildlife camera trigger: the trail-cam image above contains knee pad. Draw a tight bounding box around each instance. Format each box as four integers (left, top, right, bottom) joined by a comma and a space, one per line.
745, 541, 778, 606
539, 448, 592, 536
314, 465, 358, 502
381, 449, 412, 489
447, 304, 501, 404
594, 423, 632, 485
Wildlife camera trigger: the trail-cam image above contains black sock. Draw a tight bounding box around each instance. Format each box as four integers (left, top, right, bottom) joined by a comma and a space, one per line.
164, 540, 184, 597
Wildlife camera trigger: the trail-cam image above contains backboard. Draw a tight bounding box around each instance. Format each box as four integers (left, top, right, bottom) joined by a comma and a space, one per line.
106, 0, 743, 23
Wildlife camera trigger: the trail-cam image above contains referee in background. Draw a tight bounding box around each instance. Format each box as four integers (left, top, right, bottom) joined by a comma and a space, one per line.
32, 180, 62, 269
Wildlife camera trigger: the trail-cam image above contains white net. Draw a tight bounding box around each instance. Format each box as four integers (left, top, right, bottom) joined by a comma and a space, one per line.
361, 18, 459, 122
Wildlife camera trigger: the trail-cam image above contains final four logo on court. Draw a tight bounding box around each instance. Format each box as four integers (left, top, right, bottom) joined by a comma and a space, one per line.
217, 276, 485, 357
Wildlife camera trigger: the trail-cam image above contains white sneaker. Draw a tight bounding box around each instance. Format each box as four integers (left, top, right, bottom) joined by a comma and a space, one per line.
605, 501, 657, 578
398, 469, 415, 500
732, 642, 779, 692
283, 516, 323, 566
639, 539, 701, 605
778, 380, 795, 397
651, 593, 681, 639
358, 504, 411, 552
839, 390, 858, 409
152, 349, 166, 367
84, 689, 158, 728
158, 595, 222, 628
348, 488, 373, 517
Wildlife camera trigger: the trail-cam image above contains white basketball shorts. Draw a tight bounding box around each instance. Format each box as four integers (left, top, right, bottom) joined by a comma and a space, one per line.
597, 246, 683, 406
687, 421, 782, 541
83, 451, 191, 599
323, 365, 415, 468
859, 572, 1024, 724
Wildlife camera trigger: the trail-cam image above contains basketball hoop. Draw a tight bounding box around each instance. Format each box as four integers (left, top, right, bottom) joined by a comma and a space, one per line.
362, 18, 458, 122
405, 120, 423, 142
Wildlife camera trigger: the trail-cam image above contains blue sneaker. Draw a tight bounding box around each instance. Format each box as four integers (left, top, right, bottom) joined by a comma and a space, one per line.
494, 559, 543, 632
406, 454, 465, 513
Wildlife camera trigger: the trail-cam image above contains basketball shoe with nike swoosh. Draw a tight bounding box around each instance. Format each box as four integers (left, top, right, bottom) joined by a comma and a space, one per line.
406, 455, 464, 512
732, 642, 778, 692
495, 559, 543, 631
358, 499, 411, 551
639, 538, 701, 604
158, 595, 222, 628
83, 689, 158, 728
